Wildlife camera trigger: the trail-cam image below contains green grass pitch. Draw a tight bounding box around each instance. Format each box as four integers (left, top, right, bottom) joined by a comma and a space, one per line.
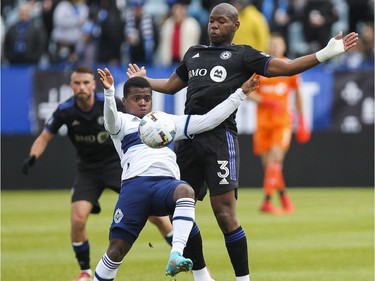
1, 188, 374, 281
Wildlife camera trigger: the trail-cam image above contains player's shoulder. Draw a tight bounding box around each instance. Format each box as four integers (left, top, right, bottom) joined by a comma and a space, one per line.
231, 44, 266, 54
186, 44, 208, 54
95, 92, 105, 102
122, 113, 141, 123
58, 96, 75, 111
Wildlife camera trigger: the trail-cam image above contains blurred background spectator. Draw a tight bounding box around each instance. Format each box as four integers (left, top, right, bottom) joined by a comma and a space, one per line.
231, 0, 270, 52
253, 0, 296, 55
75, 2, 101, 65
41, 0, 59, 59
96, 0, 125, 65
345, 0, 374, 33
0, 15, 4, 60
123, 0, 159, 65
301, 0, 339, 53
155, 0, 201, 66
50, 0, 89, 64
330, 21, 374, 70
0, 0, 373, 69
3, 1, 46, 64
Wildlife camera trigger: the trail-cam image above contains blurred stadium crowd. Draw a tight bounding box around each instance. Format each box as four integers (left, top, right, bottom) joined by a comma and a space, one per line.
1, 0, 374, 70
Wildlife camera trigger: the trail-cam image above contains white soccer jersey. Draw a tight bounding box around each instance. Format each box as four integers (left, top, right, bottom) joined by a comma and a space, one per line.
103, 85, 247, 181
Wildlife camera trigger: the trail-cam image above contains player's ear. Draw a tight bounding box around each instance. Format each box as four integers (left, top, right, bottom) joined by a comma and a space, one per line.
234, 20, 240, 32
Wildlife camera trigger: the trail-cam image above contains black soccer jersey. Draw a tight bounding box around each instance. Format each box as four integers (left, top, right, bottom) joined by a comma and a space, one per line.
44, 93, 125, 169
176, 44, 272, 133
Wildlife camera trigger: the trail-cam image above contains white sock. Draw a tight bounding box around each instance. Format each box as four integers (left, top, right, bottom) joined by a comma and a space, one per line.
192, 267, 213, 281
81, 269, 92, 276
171, 198, 195, 254
236, 274, 250, 281
93, 253, 122, 281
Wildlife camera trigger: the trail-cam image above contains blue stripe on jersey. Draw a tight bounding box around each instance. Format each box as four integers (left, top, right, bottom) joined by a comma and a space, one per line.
58, 98, 75, 110
96, 93, 105, 101
226, 130, 237, 181
263, 56, 274, 76
121, 131, 143, 154
184, 115, 192, 138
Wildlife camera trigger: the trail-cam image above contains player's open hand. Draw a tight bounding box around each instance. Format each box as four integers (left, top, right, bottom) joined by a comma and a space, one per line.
127, 63, 147, 78
241, 74, 260, 95
97, 68, 114, 90
335, 31, 359, 51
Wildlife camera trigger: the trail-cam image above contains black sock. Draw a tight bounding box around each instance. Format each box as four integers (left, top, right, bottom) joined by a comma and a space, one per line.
183, 223, 206, 270
73, 240, 90, 270
225, 226, 249, 277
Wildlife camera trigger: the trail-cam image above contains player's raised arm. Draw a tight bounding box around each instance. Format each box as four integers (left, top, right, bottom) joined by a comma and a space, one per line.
97, 67, 114, 90
97, 68, 121, 135
266, 31, 359, 77
127, 63, 186, 94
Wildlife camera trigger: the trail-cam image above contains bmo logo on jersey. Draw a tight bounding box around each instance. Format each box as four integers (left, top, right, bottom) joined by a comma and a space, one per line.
188, 65, 227, 83
210, 66, 227, 83
75, 131, 109, 144
188, 68, 207, 79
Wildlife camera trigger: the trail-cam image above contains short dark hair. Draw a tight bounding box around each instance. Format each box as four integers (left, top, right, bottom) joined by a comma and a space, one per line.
123, 77, 152, 97
72, 65, 94, 75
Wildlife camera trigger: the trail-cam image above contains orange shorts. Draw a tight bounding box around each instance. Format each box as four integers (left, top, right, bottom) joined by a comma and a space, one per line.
253, 126, 292, 155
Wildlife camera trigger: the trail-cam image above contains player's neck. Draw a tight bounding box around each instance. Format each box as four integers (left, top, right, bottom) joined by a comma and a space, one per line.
77, 95, 95, 111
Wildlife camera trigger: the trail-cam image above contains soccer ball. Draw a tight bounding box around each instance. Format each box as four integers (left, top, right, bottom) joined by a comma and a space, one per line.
138, 111, 176, 148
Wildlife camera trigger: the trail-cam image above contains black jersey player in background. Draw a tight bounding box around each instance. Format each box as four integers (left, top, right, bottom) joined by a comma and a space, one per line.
127, 3, 358, 281
22, 66, 173, 281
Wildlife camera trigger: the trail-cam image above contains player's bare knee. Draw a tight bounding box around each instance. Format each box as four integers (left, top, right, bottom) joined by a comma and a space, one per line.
107, 239, 129, 262
174, 184, 195, 201
71, 215, 86, 230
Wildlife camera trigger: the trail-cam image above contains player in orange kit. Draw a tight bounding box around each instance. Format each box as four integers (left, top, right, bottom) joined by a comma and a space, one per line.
249, 33, 311, 214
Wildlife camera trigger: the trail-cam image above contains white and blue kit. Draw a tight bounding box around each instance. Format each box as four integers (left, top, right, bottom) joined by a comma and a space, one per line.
103, 85, 247, 244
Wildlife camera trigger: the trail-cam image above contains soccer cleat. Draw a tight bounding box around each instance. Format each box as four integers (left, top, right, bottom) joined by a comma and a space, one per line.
73, 272, 92, 281
281, 194, 295, 214
260, 201, 283, 215
166, 251, 193, 277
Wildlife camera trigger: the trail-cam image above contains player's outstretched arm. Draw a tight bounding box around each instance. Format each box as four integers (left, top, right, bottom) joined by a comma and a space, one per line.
315, 31, 358, 62
266, 31, 359, 77
177, 74, 260, 138
126, 63, 186, 94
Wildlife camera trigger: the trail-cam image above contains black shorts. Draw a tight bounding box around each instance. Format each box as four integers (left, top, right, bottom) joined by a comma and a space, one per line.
175, 128, 239, 201
71, 163, 122, 214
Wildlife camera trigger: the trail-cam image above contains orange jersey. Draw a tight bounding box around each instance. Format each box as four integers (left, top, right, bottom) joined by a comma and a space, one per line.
256, 73, 300, 129
253, 67, 300, 155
